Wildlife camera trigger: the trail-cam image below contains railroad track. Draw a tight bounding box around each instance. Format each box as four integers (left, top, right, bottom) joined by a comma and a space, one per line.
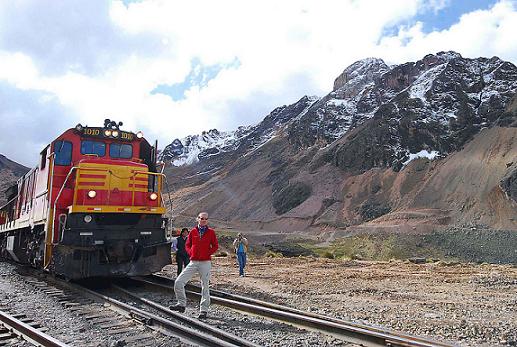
67, 281, 259, 347
21, 275, 166, 346
0, 306, 68, 347
132, 274, 457, 347
7, 265, 261, 347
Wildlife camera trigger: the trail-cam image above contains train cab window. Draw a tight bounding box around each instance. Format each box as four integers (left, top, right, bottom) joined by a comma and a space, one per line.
109, 143, 133, 159
54, 141, 73, 166
81, 140, 106, 157
40, 147, 47, 170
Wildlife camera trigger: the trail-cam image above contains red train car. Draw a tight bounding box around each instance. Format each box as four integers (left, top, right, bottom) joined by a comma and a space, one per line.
0, 120, 172, 279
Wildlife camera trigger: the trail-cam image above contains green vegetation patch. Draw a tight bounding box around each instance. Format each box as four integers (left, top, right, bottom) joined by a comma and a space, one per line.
213, 228, 517, 264
304, 229, 517, 264
307, 234, 431, 261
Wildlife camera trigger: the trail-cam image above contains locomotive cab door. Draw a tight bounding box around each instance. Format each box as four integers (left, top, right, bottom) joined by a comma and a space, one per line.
140, 140, 157, 191
33, 145, 51, 223
139, 141, 156, 172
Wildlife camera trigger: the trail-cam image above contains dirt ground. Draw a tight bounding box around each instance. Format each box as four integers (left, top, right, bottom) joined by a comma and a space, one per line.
177, 256, 517, 346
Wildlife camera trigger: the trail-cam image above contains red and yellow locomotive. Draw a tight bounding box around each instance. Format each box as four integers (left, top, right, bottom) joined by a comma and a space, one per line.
0, 120, 172, 279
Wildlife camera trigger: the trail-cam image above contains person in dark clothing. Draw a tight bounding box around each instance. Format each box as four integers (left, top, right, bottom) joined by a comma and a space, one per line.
176, 228, 190, 276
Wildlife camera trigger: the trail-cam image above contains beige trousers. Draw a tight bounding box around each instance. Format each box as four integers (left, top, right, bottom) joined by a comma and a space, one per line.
174, 260, 211, 312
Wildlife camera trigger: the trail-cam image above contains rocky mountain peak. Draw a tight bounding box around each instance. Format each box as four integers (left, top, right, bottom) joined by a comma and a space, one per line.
333, 57, 388, 92
163, 51, 517, 174
0, 154, 29, 176
288, 51, 517, 161
160, 95, 319, 165
425, 50, 462, 62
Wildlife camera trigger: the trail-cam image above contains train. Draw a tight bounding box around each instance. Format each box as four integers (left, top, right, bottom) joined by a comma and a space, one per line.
0, 120, 172, 279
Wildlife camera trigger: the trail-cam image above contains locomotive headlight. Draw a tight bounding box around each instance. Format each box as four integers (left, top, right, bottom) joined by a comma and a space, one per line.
149, 192, 158, 201
136, 131, 144, 138
104, 129, 112, 137
84, 215, 93, 223
112, 130, 119, 137
87, 190, 97, 198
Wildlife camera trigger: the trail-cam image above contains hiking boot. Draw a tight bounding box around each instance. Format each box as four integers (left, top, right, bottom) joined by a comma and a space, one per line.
169, 304, 186, 313
198, 311, 207, 319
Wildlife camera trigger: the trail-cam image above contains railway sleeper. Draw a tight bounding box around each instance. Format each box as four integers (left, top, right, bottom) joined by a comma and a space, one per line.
122, 333, 156, 344
84, 312, 113, 320
98, 321, 130, 329
0, 332, 15, 341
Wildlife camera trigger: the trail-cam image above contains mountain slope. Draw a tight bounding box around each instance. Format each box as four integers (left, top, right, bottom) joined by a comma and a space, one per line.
164, 52, 517, 232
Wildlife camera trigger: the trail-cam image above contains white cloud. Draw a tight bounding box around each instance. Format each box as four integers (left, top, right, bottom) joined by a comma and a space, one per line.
377, 1, 517, 63
0, 0, 516, 166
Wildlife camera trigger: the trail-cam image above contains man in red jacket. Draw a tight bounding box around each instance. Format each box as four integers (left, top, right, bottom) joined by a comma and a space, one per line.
170, 212, 218, 319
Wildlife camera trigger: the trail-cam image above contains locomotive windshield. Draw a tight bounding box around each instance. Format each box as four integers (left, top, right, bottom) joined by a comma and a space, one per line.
81, 140, 106, 157
110, 143, 133, 159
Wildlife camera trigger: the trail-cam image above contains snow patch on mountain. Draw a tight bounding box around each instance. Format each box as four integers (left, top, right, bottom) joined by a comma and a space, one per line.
169, 127, 252, 166
402, 150, 440, 167
409, 64, 446, 101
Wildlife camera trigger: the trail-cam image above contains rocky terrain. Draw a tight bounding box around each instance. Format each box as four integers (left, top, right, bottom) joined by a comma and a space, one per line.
193, 256, 517, 347
162, 52, 517, 234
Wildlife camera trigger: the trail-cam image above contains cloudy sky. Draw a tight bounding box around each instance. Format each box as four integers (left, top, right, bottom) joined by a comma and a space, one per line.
1, 0, 516, 166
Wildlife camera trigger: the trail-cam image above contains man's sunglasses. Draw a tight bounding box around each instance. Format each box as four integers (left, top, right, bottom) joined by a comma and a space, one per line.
198, 217, 208, 220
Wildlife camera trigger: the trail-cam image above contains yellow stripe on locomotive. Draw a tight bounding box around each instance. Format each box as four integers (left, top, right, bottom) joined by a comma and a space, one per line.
70, 161, 165, 214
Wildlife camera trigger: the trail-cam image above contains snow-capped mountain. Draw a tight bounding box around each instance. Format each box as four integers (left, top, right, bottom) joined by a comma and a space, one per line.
289, 51, 517, 171
160, 127, 252, 166
160, 96, 319, 165
163, 51, 517, 173
164, 51, 517, 232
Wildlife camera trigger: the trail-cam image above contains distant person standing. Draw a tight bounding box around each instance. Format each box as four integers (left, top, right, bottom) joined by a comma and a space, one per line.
233, 233, 249, 277
176, 228, 190, 276
170, 233, 178, 253
170, 212, 218, 319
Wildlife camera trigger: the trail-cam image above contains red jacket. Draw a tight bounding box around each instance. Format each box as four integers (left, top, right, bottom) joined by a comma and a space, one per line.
186, 226, 219, 261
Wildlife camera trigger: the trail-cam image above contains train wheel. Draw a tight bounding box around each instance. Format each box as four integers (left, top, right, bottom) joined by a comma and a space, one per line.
27, 227, 45, 268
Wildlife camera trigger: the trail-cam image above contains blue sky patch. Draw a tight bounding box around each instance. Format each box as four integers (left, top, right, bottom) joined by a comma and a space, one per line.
415, 0, 498, 33
382, 0, 498, 38
152, 57, 241, 101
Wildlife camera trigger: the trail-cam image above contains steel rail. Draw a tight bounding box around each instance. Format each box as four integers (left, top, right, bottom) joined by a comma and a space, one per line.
137, 275, 456, 347
111, 284, 260, 347
0, 309, 69, 347
67, 282, 251, 347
